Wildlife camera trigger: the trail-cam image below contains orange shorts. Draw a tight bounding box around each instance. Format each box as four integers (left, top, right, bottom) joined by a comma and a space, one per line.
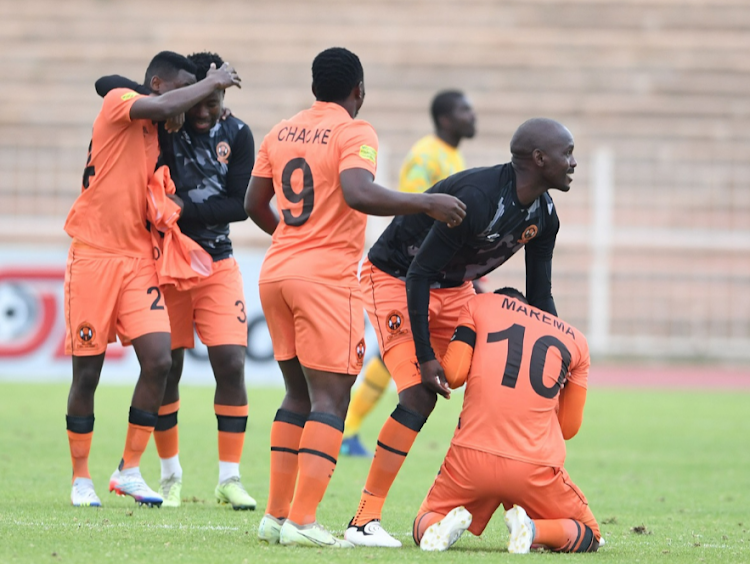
64, 240, 171, 356
162, 257, 247, 350
259, 278, 365, 375
418, 444, 599, 538
360, 259, 475, 392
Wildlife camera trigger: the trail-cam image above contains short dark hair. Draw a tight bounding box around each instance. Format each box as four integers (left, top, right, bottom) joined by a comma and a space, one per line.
431, 90, 465, 128
493, 287, 528, 304
312, 47, 364, 103
187, 51, 224, 82
144, 51, 196, 84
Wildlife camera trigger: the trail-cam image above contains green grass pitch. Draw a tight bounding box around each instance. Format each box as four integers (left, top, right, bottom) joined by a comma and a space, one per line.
0, 382, 748, 563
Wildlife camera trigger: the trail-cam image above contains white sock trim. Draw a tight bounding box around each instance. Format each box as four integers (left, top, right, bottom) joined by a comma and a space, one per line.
218, 461, 240, 484
160, 455, 183, 480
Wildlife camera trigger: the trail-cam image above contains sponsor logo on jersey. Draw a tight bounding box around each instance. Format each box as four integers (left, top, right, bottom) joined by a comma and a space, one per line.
359, 145, 377, 164
518, 225, 539, 244
76, 322, 96, 348
121, 92, 139, 101
216, 141, 231, 164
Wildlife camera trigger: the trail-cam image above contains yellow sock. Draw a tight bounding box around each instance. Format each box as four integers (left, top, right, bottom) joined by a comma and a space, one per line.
344, 357, 391, 438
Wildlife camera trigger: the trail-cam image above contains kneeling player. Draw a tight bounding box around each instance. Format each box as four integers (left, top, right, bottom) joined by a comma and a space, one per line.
413, 288, 602, 553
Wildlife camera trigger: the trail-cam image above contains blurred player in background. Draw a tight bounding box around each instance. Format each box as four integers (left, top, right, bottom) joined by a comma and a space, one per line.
244, 46, 466, 548
414, 288, 601, 554
95, 52, 257, 510
342, 90, 477, 458
345, 118, 575, 547
64, 51, 240, 508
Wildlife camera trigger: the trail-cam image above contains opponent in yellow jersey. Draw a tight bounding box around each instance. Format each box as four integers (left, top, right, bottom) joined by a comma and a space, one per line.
398, 90, 475, 193
342, 90, 476, 458
244, 47, 466, 548
398, 135, 466, 193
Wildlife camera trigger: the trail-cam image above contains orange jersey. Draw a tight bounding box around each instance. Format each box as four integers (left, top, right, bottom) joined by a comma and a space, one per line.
64, 88, 159, 258
252, 101, 378, 287
444, 293, 590, 467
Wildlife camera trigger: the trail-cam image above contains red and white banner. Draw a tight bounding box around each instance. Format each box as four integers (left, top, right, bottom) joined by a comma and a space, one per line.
0, 248, 287, 385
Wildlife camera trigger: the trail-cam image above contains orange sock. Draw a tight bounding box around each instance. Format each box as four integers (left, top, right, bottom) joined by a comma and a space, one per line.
119, 407, 157, 470
413, 510, 444, 545
266, 409, 307, 519
215, 404, 248, 463
66, 413, 95, 482
287, 412, 344, 525
154, 401, 180, 459
351, 404, 427, 525
534, 519, 599, 552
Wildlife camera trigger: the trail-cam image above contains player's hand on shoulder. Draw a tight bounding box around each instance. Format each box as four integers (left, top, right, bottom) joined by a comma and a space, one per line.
420, 359, 451, 399
425, 193, 466, 228
207, 62, 242, 90
220, 106, 233, 121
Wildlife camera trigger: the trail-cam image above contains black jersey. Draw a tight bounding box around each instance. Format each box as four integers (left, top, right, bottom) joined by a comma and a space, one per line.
94, 75, 255, 261
368, 163, 560, 363
167, 117, 254, 261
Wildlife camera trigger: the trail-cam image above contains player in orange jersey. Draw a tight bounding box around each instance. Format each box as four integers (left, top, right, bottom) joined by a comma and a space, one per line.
412, 287, 601, 553
95, 51, 258, 510
64, 51, 241, 508
244, 47, 466, 548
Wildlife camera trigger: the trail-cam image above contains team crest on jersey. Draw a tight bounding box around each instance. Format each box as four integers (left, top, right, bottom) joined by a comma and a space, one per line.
76, 322, 96, 348
518, 225, 539, 244
355, 339, 366, 366
216, 141, 231, 164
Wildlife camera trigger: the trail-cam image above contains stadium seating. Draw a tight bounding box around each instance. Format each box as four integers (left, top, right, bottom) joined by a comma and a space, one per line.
1, 0, 749, 358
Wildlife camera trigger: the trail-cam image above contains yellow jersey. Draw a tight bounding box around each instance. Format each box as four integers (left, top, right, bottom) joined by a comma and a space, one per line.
398, 134, 466, 193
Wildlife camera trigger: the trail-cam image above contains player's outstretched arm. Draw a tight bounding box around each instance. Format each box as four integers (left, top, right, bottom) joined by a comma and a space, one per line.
244, 176, 279, 235
340, 168, 466, 226
130, 63, 241, 122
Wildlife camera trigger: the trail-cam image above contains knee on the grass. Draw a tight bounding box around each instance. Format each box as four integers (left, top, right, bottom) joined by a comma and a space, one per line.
552, 523, 599, 553
412, 510, 444, 545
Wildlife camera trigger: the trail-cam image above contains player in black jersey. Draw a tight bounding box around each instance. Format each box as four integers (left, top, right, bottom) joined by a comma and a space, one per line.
94, 52, 257, 511
345, 118, 576, 547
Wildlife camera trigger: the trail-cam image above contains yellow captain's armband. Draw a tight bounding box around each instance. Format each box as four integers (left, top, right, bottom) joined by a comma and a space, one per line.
359, 145, 377, 164
121, 92, 139, 101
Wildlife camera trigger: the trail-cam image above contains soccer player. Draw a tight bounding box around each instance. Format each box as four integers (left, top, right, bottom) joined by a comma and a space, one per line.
414, 287, 601, 553
345, 117, 576, 546
342, 90, 477, 458
95, 52, 258, 510
157, 51, 257, 511
64, 51, 240, 508
244, 46, 466, 548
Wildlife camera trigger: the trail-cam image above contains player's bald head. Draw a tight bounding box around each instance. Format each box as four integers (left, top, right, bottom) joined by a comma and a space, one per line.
510, 118, 572, 159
